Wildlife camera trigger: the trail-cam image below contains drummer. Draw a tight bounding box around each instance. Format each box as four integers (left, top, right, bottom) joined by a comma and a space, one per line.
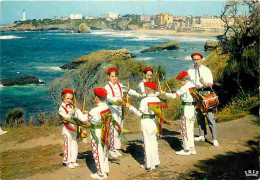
187, 53, 219, 147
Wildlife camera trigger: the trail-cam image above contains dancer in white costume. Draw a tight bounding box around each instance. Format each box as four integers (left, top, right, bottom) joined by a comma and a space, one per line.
58, 89, 87, 169
104, 67, 142, 158
161, 71, 197, 155
79, 88, 113, 180
126, 81, 162, 170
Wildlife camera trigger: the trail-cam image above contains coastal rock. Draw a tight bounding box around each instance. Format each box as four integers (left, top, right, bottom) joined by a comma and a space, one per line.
0, 76, 46, 86
204, 40, 218, 51
141, 42, 180, 53
60, 48, 132, 69
78, 23, 91, 33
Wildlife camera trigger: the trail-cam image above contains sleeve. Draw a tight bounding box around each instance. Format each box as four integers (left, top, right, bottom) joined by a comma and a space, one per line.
58, 106, 70, 118
75, 109, 89, 122
128, 99, 146, 117
105, 84, 118, 102
165, 92, 177, 99
138, 82, 146, 95
176, 86, 186, 96
204, 68, 213, 84
128, 88, 142, 98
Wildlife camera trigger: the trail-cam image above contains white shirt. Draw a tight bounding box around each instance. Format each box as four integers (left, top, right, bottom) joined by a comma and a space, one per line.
80, 102, 110, 125
104, 81, 141, 105
138, 79, 159, 97
165, 81, 195, 103
129, 94, 161, 117
188, 65, 213, 89
138, 79, 147, 95
58, 102, 87, 129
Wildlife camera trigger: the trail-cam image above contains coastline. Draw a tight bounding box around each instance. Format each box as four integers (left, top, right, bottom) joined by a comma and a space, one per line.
128, 29, 222, 37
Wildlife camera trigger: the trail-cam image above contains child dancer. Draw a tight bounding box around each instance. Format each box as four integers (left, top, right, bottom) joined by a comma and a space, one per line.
125, 81, 162, 170
161, 71, 197, 155
104, 67, 142, 158
58, 89, 87, 168
79, 88, 115, 179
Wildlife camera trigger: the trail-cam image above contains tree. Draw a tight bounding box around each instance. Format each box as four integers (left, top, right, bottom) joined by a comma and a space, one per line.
217, 0, 259, 97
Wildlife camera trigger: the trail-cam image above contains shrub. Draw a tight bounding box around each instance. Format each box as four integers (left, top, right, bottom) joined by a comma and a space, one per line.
5, 108, 25, 127
216, 95, 259, 122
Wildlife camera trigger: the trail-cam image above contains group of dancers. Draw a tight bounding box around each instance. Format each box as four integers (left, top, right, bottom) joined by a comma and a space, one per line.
58, 52, 219, 179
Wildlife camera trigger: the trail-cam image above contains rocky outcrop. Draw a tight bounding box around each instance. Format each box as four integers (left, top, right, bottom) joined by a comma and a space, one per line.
141, 42, 180, 53
204, 40, 218, 51
0, 76, 46, 86
77, 23, 91, 33
60, 48, 132, 69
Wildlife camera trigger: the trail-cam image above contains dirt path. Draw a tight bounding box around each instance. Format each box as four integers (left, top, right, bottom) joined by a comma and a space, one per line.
14, 116, 260, 179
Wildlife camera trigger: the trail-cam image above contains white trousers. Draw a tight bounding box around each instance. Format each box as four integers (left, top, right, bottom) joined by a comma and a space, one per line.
181, 105, 195, 150
91, 129, 109, 175
110, 106, 123, 150
62, 125, 78, 164
141, 118, 160, 168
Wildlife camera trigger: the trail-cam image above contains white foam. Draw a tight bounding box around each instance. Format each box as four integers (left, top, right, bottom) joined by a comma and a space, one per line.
0, 35, 24, 39
34, 66, 62, 71
135, 57, 155, 61
184, 55, 192, 60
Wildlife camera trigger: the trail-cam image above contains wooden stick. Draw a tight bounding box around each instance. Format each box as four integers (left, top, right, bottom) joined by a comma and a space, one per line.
162, 74, 172, 93
126, 82, 130, 102
156, 72, 162, 93
82, 96, 86, 111
73, 90, 77, 107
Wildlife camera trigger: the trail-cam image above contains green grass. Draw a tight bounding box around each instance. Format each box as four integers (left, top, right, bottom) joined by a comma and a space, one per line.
0, 125, 60, 144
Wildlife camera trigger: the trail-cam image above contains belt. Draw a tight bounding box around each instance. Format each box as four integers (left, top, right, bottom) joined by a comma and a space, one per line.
182, 102, 195, 106
141, 114, 156, 119
91, 124, 101, 129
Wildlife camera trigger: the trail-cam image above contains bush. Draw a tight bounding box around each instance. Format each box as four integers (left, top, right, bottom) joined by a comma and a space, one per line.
216, 95, 259, 122
5, 108, 25, 127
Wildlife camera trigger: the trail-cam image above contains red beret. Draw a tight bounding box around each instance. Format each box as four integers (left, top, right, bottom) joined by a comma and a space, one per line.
107, 67, 119, 75
142, 66, 153, 72
191, 53, 203, 58
176, 71, 188, 79
144, 81, 157, 90
61, 89, 74, 94
93, 87, 107, 97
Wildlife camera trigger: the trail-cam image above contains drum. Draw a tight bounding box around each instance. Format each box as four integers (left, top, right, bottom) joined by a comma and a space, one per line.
201, 93, 219, 110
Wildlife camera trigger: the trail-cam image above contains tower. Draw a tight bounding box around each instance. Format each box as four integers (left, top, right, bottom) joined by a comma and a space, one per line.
22, 9, 26, 21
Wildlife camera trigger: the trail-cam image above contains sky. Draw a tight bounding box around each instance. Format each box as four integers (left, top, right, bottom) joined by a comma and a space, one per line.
0, 0, 227, 25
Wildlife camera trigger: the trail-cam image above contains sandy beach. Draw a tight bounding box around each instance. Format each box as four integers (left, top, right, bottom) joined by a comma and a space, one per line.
129, 29, 222, 37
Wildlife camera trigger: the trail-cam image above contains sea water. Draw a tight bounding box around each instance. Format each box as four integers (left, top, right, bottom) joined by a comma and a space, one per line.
0, 30, 215, 120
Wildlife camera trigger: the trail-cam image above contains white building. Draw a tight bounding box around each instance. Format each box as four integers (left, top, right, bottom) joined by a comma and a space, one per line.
60, 16, 69, 20
84, 16, 97, 20
140, 15, 152, 22
70, 14, 82, 20
102, 12, 118, 20
22, 9, 26, 21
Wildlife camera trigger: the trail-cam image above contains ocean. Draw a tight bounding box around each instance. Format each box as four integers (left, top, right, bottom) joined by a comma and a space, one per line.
0, 30, 215, 120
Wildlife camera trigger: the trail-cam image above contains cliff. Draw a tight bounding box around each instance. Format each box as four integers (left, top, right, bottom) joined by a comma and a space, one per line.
141, 42, 180, 53
60, 48, 132, 69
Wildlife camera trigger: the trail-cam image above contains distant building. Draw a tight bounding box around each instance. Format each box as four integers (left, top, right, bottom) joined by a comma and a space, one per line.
53, 16, 59, 20
22, 9, 26, 21
84, 15, 97, 20
102, 12, 119, 20
70, 14, 82, 20
140, 15, 152, 22
156, 13, 173, 26
200, 16, 225, 32
60, 16, 69, 20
